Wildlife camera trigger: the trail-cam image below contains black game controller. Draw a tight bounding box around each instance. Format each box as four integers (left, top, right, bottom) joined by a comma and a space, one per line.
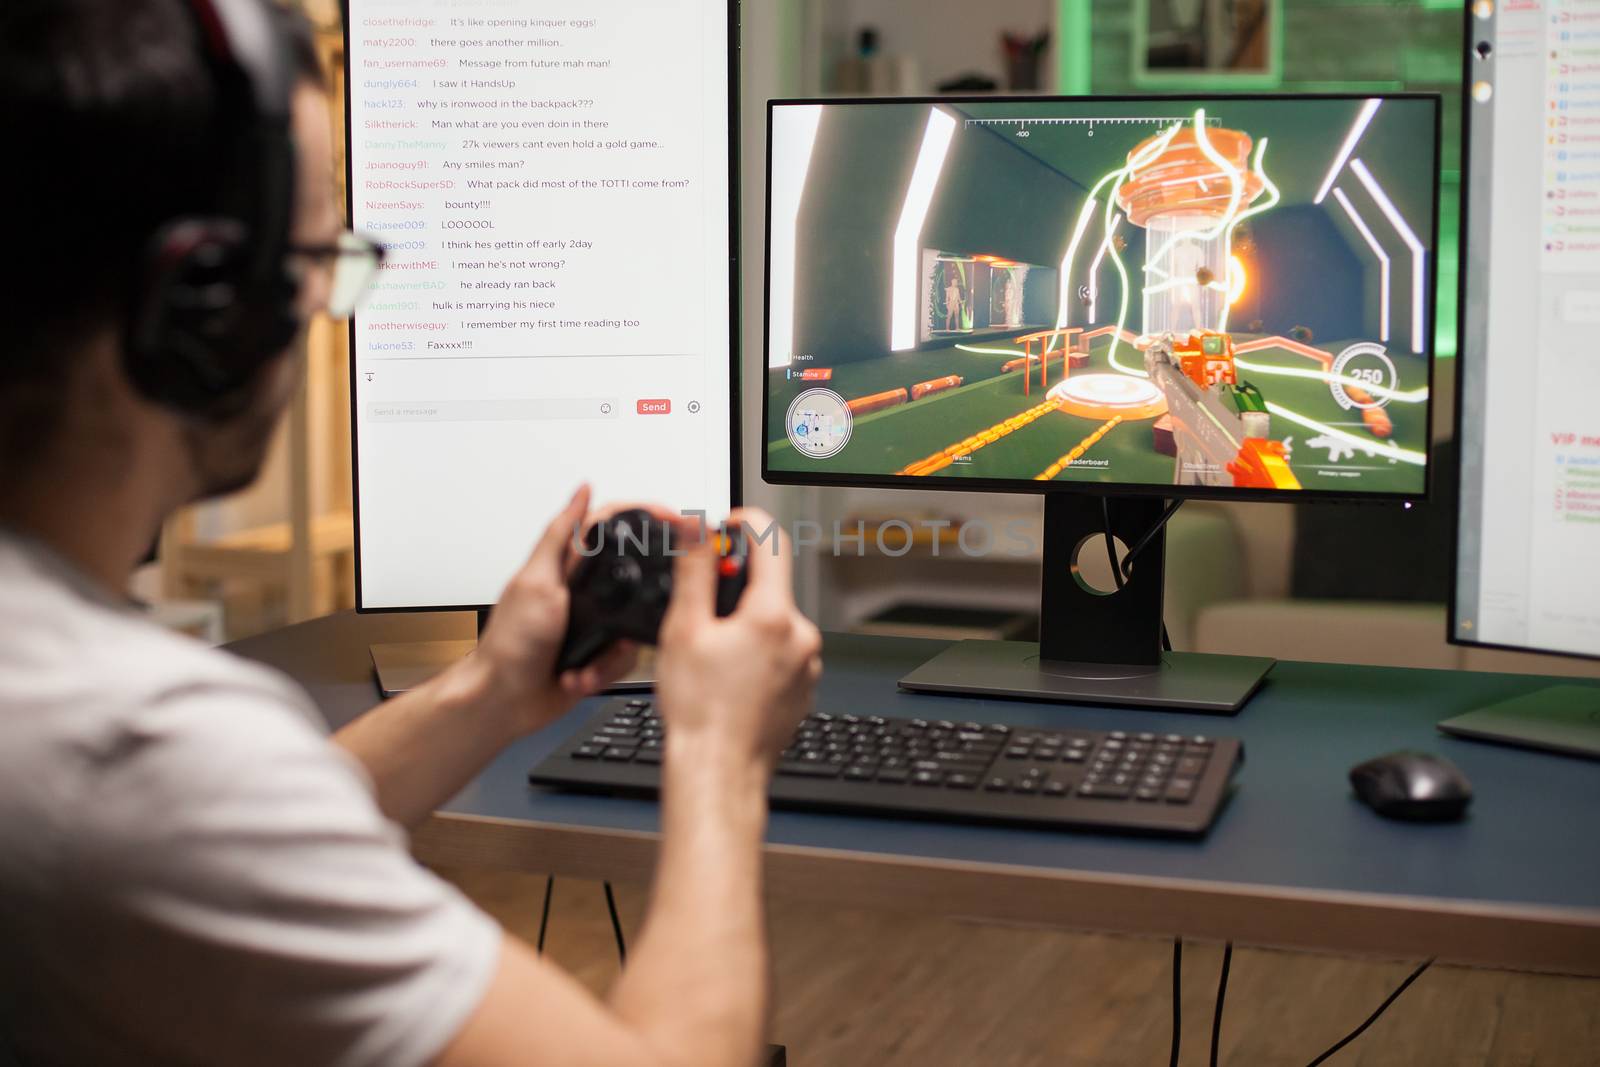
556, 509, 750, 672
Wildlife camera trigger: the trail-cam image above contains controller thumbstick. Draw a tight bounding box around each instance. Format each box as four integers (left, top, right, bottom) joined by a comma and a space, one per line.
598, 557, 641, 610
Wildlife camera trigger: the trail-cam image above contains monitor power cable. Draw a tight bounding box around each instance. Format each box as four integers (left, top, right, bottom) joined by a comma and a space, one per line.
1102, 498, 1184, 652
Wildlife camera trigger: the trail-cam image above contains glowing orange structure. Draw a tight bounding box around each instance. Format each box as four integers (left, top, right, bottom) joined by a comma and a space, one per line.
1116, 128, 1266, 227
1171, 330, 1239, 390
1115, 124, 1268, 339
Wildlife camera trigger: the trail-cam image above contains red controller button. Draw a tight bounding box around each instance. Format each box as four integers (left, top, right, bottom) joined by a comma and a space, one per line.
718, 555, 743, 578
636, 398, 672, 415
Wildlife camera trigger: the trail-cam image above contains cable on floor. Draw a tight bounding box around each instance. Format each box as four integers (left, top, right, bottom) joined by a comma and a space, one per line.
1170, 937, 1183, 1067
1209, 941, 1233, 1067
603, 881, 628, 963
536, 875, 554, 955
1303, 958, 1434, 1067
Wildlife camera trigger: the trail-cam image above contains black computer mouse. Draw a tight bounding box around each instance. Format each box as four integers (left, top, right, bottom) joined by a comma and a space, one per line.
1349, 751, 1473, 822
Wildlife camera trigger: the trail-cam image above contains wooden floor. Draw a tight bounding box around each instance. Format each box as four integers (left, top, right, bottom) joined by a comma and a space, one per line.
438, 867, 1600, 1067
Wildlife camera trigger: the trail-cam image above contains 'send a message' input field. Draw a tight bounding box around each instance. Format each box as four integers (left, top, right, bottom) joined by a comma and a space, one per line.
366, 399, 621, 423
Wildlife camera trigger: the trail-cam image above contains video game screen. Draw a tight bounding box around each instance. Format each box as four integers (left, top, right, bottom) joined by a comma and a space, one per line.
764, 96, 1439, 496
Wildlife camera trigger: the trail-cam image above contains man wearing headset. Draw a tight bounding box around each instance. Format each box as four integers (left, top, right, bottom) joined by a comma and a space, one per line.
0, 2, 821, 1065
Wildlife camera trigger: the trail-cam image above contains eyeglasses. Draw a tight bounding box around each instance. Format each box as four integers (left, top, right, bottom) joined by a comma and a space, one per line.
287, 230, 387, 318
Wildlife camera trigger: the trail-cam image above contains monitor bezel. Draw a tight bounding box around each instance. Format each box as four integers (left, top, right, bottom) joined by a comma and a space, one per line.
1444, 8, 1599, 662
343, 0, 745, 615
761, 91, 1443, 507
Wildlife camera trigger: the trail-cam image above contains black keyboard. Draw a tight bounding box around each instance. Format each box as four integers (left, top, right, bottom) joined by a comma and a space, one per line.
531, 699, 1244, 837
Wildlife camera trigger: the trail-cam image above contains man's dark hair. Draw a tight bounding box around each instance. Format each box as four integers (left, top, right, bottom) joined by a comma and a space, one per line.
0, 0, 322, 460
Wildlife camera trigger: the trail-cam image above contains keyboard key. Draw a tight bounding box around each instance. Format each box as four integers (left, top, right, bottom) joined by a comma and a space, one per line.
986, 723, 1010, 735
1135, 787, 1162, 802
1004, 747, 1031, 759
1166, 779, 1197, 804
626, 699, 651, 710
1061, 750, 1087, 763
911, 770, 944, 786
778, 760, 841, 778
1175, 756, 1207, 777
1042, 780, 1068, 797
1014, 779, 1040, 794
946, 774, 978, 789
572, 745, 603, 760
635, 749, 663, 765
877, 768, 909, 784
985, 776, 1010, 791
1079, 781, 1131, 799
602, 747, 636, 762
843, 766, 875, 782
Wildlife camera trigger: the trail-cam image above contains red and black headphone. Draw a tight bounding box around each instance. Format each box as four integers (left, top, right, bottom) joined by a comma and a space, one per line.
124, 0, 301, 417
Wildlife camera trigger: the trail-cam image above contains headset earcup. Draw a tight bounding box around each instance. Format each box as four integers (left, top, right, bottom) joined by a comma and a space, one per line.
127, 218, 254, 413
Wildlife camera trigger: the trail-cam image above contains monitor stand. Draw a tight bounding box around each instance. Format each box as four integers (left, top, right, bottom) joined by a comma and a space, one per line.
370, 610, 654, 699
898, 495, 1273, 716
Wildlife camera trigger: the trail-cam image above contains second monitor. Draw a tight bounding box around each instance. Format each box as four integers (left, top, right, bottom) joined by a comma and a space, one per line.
765, 95, 1439, 500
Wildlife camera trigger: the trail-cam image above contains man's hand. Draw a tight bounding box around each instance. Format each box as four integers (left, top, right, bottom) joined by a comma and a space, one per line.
654, 509, 823, 769
458, 485, 640, 739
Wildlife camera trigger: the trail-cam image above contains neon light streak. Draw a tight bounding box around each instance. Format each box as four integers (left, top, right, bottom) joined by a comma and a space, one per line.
767, 105, 824, 368
1088, 214, 1122, 322
1051, 194, 1102, 348
1266, 401, 1427, 465
955, 344, 1030, 357
1217, 137, 1280, 333
1314, 98, 1381, 205
1228, 255, 1247, 303
1234, 356, 1428, 403
1349, 158, 1426, 354
1332, 185, 1392, 345
891, 108, 958, 352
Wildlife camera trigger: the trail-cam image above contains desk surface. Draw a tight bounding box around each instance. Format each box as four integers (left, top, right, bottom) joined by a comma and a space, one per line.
230, 611, 1600, 976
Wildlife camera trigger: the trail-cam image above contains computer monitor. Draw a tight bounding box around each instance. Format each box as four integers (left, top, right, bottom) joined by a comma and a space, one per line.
765, 94, 1442, 712
345, 0, 739, 692
1454, 6, 1600, 664
1445, 5, 1600, 751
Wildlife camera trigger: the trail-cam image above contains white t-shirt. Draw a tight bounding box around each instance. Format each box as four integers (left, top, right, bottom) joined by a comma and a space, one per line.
0, 532, 501, 1067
